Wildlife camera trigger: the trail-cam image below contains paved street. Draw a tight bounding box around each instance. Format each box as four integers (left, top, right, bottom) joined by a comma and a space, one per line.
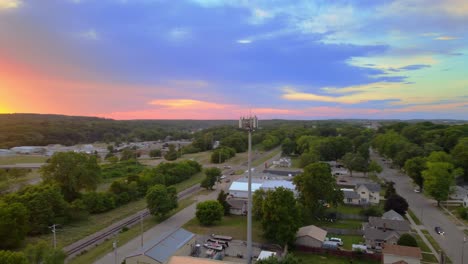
372, 151, 467, 264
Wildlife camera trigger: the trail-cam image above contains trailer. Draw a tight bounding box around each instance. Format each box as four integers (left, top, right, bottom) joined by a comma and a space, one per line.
211, 234, 233, 241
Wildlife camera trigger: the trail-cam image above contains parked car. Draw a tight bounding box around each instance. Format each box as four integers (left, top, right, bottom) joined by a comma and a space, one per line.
414, 188, 421, 193
220, 175, 226, 179
327, 237, 343, 246
435, 226, 444, 235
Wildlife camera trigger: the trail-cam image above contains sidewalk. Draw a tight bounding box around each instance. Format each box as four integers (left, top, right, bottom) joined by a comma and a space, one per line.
406, 211, 440, 263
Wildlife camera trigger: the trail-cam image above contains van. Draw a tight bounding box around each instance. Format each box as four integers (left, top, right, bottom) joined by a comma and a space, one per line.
327, 237, 343, 246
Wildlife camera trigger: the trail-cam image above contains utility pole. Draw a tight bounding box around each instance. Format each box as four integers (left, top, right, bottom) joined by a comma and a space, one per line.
49, 224, 57, 249
140, 212, 144, 248
239, 115, 258, 264
113, 240, 118, 264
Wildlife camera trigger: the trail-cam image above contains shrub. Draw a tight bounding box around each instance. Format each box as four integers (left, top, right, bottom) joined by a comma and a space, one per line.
397, 234, 418, 247
196, 200, 224, 225
457, 207, 468, 220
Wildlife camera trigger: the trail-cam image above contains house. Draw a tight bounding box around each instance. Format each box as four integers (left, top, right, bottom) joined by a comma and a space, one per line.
382, 210, 404, 221
125, 228, 196, 264
363, 217, 410, 248
382, 244, 422, 264
356, 183, 381, 204
342, 189, 361, 205
295, 225, 327, 248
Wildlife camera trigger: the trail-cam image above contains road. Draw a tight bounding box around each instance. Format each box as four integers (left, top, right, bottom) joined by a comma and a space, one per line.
372, 151, 467, 264
94, 147, 282, 264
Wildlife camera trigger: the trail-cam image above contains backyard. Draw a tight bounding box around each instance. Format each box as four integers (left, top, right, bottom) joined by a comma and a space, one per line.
294, 252, 380, 264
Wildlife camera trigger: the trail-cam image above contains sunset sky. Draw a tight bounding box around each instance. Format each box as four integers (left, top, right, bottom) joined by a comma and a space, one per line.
0, 0, 467, 120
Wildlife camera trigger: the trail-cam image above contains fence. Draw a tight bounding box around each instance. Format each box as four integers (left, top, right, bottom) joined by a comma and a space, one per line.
323, 227, 364, 236
296, 245, 382, 262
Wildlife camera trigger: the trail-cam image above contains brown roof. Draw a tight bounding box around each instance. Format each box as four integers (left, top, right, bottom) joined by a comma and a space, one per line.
168, 256, 237, 264
383, 244, 422, 259
296, 225, 327, 242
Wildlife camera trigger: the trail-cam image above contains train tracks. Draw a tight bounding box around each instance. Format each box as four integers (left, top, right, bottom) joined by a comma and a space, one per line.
64, 184, 201, 257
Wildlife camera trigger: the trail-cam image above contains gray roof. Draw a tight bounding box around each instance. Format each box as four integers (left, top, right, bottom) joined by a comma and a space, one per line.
343, 190, 360, 199
357, 183, 381, 192
368, 217, 410, 232
127, 228, 194, 263
382, 210, 404, 221
364, 227, 401, 241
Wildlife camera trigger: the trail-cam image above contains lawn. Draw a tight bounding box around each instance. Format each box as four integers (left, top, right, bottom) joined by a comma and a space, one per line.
180, 151, 212, 164
313, 219, 364, 230
0, 169, 42, 193
332, 204, 362, 215
328, 235, 364, 250
407, 209, 422, 225
173, 172, 205, 192
0, 155, 48, 165
422, 252, 438, 263
68, 197, 196, 264
294, 252, 380, 264
420, 230, 452, 263
252, 147, 281, 167
183, 215, 266, 243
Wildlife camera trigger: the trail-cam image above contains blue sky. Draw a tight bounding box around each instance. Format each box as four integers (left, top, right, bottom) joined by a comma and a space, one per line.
0, 0, 467, 119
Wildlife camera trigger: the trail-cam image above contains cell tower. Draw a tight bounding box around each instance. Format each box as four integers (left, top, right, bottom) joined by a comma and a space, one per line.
239, 115, 258, 264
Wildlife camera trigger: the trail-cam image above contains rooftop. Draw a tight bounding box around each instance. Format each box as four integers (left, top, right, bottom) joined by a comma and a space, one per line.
368, 217, 410, 232
296, 225, 327, 242
383, 244, 422, 259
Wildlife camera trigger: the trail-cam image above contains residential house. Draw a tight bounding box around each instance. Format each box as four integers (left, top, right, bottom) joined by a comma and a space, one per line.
382, 244, 422, 264
356, 183, 381, 204
342, 189, 361, 205
125, 228, 195, 264
363, 217, 410, 248
382, 210, 404, 221
295, 225, 327, 248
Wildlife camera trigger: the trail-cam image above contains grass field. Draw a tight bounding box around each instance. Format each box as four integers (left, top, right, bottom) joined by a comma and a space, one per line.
252, 147, 281, 167
408, 209, 422, 225
332, 204, 363, 215
68, 197, 196, 264
0, 155, 48, 165
290, 157, 300, 168
329, 235, 364, 250
294, 252, 379, 264
0, 169, 42, 193
183, 215, 266, 243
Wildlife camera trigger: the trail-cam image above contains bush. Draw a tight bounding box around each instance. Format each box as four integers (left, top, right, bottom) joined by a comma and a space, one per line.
457, 207, 468, 220
149, 149, 162, 158
360, 206, 383, 217
397, 234, 418, 247
196, 200, 224, 225
82, 192, 116, 214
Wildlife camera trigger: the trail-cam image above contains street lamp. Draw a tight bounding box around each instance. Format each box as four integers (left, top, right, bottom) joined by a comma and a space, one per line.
239, 115, 258, 264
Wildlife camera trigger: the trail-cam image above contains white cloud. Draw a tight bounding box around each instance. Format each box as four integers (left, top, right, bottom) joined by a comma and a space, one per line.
79, 29, 99, 40
168, 28, 191, 41
237, 39, 252, 44
0, 0, 22, 10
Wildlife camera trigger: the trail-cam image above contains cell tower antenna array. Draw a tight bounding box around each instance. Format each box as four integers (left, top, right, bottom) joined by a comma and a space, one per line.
239, 115, 258, 264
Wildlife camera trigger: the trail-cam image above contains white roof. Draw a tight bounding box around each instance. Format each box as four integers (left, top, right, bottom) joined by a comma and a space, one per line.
261, 180, 295, 190
258, 251, 276, 260
229, 182, 263, 192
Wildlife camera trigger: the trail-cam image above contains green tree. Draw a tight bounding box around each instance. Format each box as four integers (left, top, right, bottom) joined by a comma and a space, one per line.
120, 148, 138, 161
196, 200, 224, 225
427, 151, 452, 163
0, 201, 29, 249
384, 194, 408, 215
452, 137, 468, 181
404, 157, 426, 189
341, 152, 366, 176
217, 190, 230, 215
164, 144, 178, 161
253, 189, 266, 220
261, 187, 302, 248
384, 181, 397, 199
201, 167, 221, 190
0, 250, 28, 264
293, 163, 343, 214
146, 185, 178, 219
367, 160, 382, 175
281, 138, 296, 156
299, 151, 320, 168
397, 234, 418, 247
149, 149, 162, 158
41, 152, 101, 201
24, 240, 66, 264
422, 162, 460, 206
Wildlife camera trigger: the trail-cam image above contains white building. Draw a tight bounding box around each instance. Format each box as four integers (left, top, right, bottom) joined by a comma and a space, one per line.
342, 183, 381, 205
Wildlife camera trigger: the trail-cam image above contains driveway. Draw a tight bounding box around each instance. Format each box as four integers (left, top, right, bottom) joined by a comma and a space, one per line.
372, 151, 467, 264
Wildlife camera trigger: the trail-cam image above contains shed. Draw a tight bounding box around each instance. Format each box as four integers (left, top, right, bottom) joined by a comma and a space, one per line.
125, 228, 195, 264
295, 225, 327, 248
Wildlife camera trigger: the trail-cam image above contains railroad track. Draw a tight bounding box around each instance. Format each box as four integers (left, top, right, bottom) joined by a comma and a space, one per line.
64, 184, 201, 257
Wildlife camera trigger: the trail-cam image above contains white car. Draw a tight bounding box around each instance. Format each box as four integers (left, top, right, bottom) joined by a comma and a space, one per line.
220, 175, 226, 179
327, 237, 343, 246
